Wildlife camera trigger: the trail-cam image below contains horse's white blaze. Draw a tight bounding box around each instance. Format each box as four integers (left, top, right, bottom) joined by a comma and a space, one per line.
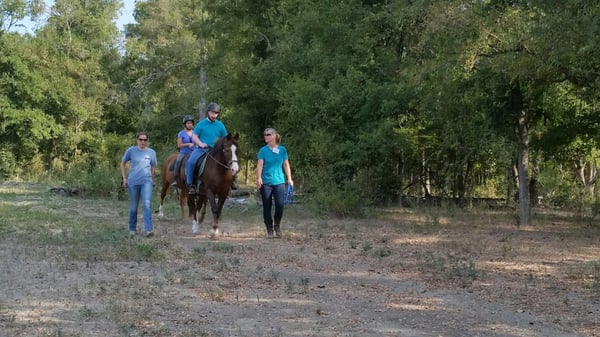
230, 144, 240, 175
192, 221, 200, 234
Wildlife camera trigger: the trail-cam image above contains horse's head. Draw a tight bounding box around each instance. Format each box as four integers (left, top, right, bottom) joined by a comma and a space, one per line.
214, 133, 240, 176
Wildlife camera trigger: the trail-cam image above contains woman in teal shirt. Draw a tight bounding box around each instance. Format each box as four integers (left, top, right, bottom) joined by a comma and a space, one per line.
256, 128, 294, 239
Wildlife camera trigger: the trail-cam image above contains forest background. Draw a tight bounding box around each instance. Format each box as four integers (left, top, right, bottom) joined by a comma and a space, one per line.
1, 0, 599, 225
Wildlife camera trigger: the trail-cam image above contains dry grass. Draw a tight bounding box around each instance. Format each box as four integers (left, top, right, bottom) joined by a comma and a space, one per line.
0, 183, 599, 336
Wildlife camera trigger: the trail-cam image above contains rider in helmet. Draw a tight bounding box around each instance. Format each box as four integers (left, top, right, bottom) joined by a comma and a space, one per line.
172, 115, 195, 185
185, 102, 230, 194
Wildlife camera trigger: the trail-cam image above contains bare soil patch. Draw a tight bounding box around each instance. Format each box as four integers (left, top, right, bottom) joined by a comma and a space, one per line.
1, 184, 599, 336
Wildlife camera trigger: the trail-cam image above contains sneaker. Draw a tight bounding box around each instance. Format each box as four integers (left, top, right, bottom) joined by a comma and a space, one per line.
188, 184, 196, 194
275, 228, 282, 238
129, 230, 136, 236
171, 181, 178, 187
267, 231, 274, 239
145, 231, 154, 238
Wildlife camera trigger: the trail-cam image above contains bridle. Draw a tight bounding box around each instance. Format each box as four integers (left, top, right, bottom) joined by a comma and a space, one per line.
206, 143, 238, 170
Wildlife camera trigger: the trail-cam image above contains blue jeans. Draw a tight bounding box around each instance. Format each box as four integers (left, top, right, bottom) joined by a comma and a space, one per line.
127, 182, 154, 232
185, 147, 208, 186
260, 183, 286, 230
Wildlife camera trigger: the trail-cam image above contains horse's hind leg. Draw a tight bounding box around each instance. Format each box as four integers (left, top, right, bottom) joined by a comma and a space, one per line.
157, 180, 170, 218
179, 194, 186, 221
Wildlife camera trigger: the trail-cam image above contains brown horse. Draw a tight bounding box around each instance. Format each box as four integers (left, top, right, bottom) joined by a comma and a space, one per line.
157, 152, 191, 220
188, 133, 240, 238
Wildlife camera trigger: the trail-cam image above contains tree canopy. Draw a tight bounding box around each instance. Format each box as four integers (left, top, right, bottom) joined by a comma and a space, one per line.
2, 0, 600, 221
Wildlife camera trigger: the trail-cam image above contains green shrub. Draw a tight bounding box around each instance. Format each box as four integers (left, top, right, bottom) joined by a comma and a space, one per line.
306, 179, 364, 217
63, 166, 122, 198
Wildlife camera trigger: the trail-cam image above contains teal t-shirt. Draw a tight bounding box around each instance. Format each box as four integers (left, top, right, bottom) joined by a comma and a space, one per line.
258, 145, 288, 185
121, 146, 157, 186
194, 118, 227, 147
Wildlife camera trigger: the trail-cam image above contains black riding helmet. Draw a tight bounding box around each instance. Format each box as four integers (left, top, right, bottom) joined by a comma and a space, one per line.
182, 115, 194, 125
206, 102, 221, 113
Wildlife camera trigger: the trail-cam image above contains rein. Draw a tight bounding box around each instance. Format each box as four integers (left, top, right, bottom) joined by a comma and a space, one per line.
206, 147, 237, 170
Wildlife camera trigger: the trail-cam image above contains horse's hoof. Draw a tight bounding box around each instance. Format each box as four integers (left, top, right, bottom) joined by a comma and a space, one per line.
192, 223, 200, 235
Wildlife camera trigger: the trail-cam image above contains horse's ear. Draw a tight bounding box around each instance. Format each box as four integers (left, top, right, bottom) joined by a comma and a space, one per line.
233, 132, 239, 141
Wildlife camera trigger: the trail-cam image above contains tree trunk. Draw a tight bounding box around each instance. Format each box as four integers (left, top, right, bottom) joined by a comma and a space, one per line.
575, 160, 598, 196
512, 84, 530, 226
421, 150, 431, 197
197, 39, 208, 120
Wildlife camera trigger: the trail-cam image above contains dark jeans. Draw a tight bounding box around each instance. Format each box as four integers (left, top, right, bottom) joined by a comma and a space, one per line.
260, 183, 286, 230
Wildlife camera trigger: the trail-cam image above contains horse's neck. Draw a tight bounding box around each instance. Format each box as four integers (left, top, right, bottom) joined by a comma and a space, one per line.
207, 147, 229, 169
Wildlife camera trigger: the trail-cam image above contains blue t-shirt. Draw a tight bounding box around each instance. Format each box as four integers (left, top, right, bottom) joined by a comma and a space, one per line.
121, 146, 157, 186
193, 118, 227, 148
258, 145, 289, 185
178, 129, 194, 155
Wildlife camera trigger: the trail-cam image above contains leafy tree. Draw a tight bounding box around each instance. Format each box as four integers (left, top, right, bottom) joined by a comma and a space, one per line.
0, 0, 44, 33
122, 0, 209, 145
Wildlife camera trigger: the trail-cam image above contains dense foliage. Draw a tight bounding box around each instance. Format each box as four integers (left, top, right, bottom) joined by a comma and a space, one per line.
1, 0, 599, 221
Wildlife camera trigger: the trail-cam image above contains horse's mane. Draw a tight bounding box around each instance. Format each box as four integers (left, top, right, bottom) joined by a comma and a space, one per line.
212, 137, 225, 154
210, 134, 239, 156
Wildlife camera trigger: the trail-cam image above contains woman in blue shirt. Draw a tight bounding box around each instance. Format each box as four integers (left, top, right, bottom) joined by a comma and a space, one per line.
120, 131, 158, 237
256, 128, 294, 239
172, 115, 195, 185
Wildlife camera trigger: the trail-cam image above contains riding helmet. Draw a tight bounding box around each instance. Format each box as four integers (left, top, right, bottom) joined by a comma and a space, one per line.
182, 115, 194, 125
206, 102, 221, 113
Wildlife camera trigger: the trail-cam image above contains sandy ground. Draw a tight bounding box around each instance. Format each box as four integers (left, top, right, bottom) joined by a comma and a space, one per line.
1, 187, 599, 336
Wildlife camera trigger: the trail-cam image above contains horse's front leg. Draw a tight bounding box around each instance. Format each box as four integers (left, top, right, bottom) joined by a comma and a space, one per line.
188, 194, 200, 235
206, 191, 223, 239
191, 195, 208, 235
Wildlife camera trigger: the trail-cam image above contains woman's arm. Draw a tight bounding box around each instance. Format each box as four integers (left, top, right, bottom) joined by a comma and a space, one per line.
120, 161, 128, 187
283, 159, 293, 187
256, 159, 264, 188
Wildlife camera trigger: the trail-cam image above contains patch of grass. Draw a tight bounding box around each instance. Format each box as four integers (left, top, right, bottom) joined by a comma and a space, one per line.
563, 259, 600, 295
113, 240, 165, 262
79, 305, 97, 321
299, 277, 310, 294
285, 279, 294, 293
417, 251, 478, 281
374, 246, 392, 257
361, 241, 373, 255
207, 287, 226, 301
192, 246, 207, 257
210, 242, 235, 253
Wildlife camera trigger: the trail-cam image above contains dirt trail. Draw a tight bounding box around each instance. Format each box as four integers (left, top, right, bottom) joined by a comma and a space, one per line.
1, 186, 598, 336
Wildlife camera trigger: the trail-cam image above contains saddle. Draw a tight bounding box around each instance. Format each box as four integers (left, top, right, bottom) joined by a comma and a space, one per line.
173, 153, 207, 186
169, 153, 189, 171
